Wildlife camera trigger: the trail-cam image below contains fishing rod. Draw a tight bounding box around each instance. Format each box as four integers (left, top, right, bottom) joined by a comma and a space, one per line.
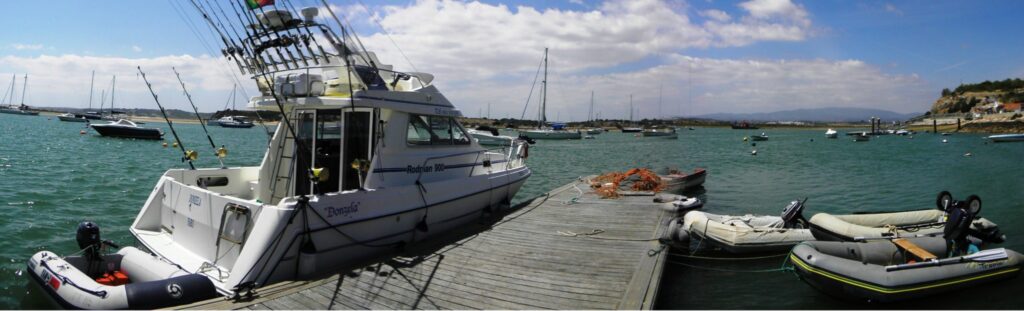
227, 0, 284, 72
172, 67, 227, 168
249, 3, 300, 69
200, 0, 257, 72
185, 0, 247, 73
281, 0, 327, 65
137, 66, 195, 170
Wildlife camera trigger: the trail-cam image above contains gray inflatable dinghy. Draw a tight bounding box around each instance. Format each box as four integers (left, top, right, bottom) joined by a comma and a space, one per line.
808, 192, 1004, 244
791, 198, 1021, 303
675, 199, 811, 253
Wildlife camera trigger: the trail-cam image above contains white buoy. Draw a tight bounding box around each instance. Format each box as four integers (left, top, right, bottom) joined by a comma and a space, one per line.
751, 150, 758, 156
964, 152, 973, 157
942, 139, 948, 143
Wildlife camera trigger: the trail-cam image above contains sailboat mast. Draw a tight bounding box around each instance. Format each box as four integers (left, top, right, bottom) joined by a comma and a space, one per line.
589, 91, 594, 122
658, 84, 662, 121
110, 75, 116, 112
19, 74, 27, 106
629, 94, 633, 122
88, 71, 95, 110
540, 47, 548, 129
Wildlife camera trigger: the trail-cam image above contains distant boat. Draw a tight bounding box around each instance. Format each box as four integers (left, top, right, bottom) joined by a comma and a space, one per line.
90, 119, 164, 140
731, 121, 758, 129
621, 127, 643, 133
468, 127, 515, 146
642, 127, 678, 139
854, 133, 870, 142
584, 128, 603, 135
57, 112, 88, 122
519, 49, 581, 140
825, 129, 838, 138
217, 115, 255, 128
986, 133, 1024, 143
0, 74, 39, 116
750, 132, 769, 141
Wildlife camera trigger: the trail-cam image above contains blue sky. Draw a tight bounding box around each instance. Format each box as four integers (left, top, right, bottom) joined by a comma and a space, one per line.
2, 0, 1022, 119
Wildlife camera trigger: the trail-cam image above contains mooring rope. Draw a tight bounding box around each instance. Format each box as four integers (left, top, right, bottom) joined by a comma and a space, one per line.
557, 229, 661, 242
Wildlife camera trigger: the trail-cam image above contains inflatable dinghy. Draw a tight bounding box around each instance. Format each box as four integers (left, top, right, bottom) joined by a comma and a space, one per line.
809, 192, 1004, 243
653, 194, 704, 213
674, 199, 812, 253
792, 200, 1021, 303
26, 222, 218, 309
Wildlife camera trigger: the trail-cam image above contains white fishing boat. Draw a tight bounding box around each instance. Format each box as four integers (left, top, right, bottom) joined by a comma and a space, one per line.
216, 115, 255, 128
825, 128, 837, 138
57, 112, 88, 122
986, 133, 1024, 142
28, 6, 532, 309
519, 48, 581, 140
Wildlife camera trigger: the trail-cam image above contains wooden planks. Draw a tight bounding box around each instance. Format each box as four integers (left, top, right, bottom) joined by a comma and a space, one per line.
175, 177, 673, 310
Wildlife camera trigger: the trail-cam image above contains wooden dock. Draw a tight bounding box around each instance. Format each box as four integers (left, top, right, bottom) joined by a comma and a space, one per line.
176, 177, 674, 310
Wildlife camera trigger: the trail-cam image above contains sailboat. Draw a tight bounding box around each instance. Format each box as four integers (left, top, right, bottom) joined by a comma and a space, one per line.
621, 95, 642, 133
519, 48, 582, 140
642, 86, 677, 138
0, 74, 39, 116
28, 5, 533, 309
215, 84, 255, 128
59, 71, 96, 123
582, 91, 602, 135
90, 75, 162, 139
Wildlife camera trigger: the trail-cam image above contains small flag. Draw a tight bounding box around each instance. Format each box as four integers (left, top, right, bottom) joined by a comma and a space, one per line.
247, 0, 275, 9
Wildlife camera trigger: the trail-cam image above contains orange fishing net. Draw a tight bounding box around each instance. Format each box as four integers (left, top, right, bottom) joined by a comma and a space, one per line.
590, 168, 665, 198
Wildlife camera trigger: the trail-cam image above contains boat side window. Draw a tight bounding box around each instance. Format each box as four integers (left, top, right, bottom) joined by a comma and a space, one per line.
406, 114, 470, 146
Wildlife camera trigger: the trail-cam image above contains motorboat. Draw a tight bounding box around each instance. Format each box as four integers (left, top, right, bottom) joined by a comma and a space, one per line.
660, 168, 706, 193
89, 119, 164, 140
825, 128, 838, 138
584, 128, 603, 135
986, 133, 1024, 142
57, 112, 89, 123
808, 192, 1004, 244
853, 133, 870, 142
672, 199, 812, 254
620, 127, 642, 133
520, 128, 582, 140
750, 132, 769, 141
216, 115, 255, 128
28, 7, 532, 309
642, 127, 678, 139
792, 199, 1020, 303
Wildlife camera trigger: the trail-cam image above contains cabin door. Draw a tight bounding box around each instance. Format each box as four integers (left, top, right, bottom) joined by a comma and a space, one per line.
340, 109, 375, 191
294, 109, 343, 195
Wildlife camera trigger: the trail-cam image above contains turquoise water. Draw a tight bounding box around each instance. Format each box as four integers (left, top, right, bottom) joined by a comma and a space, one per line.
1, 114, 1022, 308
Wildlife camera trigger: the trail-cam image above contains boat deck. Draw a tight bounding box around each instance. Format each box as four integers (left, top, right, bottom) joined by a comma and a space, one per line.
174, 177, 673, 310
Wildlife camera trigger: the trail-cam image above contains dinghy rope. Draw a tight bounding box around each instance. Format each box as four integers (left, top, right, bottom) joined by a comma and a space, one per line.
557, 229, 661, 242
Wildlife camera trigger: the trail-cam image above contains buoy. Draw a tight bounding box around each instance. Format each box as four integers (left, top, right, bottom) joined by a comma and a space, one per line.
751, 150, 758, 156
172, 142, 179, 148
79, 130, 86, 135
162, 142, 168, 148
810, 138, 814, 142
743, 137, 749, 141
751, 142, 757, 147
942, 139, 948, 143
964, 152, 973, 157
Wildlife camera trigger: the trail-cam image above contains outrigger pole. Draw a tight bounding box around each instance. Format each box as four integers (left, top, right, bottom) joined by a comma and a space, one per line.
172, 67, 227, 168
137, 66, 196, 170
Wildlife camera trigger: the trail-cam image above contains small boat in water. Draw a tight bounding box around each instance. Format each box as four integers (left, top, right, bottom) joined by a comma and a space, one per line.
642, 127, 677, 139
674, 199, 813, 253
731, 121, 758, 129
0, 74, 39, 116
660, 168, 706, 193
750, 132, 769, 141
621, 127, 642, 133
792, 199, 1020, 303
808, 192, 1004, 243
57, 112, 89, 123
519, 49, 581, 140
825, 129, 838, 138
986, 133, 1024, 143
468, 127, 517, 146
90, 119, 164, 140
584, 128, 603, 135
853, 133, 870, 142
216, 115, 255, 128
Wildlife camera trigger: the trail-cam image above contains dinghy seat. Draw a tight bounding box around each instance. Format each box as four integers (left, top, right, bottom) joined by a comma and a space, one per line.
891, 238, 937, 261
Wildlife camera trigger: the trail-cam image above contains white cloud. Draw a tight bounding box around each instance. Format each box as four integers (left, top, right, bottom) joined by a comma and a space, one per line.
884, 3, 903, 16
700, 9, 731, 22
11, 43, 44, 51
132, 45, 143, 52
0, 54, 252, 112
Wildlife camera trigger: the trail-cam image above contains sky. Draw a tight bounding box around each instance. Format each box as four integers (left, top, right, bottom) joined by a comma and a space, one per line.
1, 0, 1023, 121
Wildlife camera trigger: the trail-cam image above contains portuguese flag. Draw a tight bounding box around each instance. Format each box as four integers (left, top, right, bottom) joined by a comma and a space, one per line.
247, 0, 275, 9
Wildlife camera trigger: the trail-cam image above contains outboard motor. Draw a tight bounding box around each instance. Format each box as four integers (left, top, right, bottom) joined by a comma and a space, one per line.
517, 134, 536, 145
476, 125, 500, 136
943, 199, 976, 255
76, 221, 102, 261
781, 198, 808, 228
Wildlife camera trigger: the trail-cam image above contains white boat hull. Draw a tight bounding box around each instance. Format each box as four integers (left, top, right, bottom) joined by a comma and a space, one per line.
519, 130, 582, 140
987, 134, 1024, 142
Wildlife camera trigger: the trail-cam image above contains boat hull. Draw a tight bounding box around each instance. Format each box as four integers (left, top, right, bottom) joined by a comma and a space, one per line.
520, 130, 582, 140
808, 209, 1003, 243
987, 134, 1024, 142
791, 238, 1023, 303
0, 109, 39, 116
682, 211, 814, 253
91, 124, 164, 140
642, 131, 677, 138
621, 128, 642, 133
661, 169, 706, 193
58, 115, 89, 123
218, 122, 255, 128
750, 135, 768, 141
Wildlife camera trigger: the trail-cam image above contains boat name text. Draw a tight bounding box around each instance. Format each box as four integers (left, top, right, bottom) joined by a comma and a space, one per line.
327, 202, 360, 218
406, 163, 447, 174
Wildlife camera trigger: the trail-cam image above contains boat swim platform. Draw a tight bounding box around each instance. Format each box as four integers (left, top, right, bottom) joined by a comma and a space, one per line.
174, 177, 674, 310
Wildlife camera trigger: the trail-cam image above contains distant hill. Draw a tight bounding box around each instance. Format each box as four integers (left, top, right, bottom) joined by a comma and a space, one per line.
695, 107, 921, 122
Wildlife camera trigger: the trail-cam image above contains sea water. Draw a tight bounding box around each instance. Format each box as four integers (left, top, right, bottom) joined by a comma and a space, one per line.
1, 114, 1022, 308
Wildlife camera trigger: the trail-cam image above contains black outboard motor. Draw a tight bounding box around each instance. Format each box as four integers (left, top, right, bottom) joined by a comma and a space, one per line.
943, 200, 976, 255
476, 125, 500, 136
781, 198, 808, 228
76, 221, 102, 261
517, 134, 536, 145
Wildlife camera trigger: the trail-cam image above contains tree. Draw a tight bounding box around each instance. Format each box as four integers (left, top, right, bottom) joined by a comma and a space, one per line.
941, 88, 952, 97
